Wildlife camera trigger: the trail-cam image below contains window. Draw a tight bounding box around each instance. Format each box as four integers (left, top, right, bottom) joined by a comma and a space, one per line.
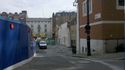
45, 24, 47, 27
116, 0, 124, 9
83, 2, 87, 15
44, 28, 47, 33
31, 24, 33, 32
38, 21, 40, 23
82, 0, 92, 16
38, 25, 41, 34
118, 0, 124, 6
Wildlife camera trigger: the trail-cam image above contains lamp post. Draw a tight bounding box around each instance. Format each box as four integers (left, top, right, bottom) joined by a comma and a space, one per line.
124, 12, 125, 52
85, 0, 91, 56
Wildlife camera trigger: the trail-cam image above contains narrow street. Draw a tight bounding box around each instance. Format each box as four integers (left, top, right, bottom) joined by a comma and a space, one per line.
14, 45, 124, 70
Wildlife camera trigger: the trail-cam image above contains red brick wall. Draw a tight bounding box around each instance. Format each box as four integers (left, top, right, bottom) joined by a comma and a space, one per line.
78, 0, 124, 39
102, 0, 124, 20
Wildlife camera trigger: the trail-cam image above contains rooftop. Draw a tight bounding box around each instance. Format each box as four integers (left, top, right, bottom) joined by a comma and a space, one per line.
26, 18, 52, 22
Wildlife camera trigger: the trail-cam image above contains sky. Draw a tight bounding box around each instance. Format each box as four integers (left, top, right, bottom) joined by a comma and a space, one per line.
0, 0, 76, 18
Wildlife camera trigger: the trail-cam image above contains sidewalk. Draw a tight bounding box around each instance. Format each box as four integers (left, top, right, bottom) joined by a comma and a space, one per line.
56, 45, 125, 60
72, 52, 125, 60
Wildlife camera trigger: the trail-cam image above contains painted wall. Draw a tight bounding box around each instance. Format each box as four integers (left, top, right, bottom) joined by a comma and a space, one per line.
58, 22, 71, 47
80, 39, 105, 55
80, 39, 124, 54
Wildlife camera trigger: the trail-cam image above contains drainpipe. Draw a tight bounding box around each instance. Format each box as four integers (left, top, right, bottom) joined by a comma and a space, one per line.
123, 9, 125, 51
73, 0, 80, 54
85, 0, 91, 56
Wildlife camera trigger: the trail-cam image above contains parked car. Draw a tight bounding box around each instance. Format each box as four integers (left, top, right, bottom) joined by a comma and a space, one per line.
39, 41, 47, 49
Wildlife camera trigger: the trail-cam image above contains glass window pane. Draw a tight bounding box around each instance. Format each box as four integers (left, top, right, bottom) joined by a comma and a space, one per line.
119, 0, 124, 6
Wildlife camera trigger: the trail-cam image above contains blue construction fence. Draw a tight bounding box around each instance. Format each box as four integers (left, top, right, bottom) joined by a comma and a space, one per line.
0, 18, 34, 70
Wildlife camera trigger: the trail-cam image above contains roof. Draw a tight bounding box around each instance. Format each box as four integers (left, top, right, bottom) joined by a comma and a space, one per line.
55, 11, 76, 17
26, 18, 52, 22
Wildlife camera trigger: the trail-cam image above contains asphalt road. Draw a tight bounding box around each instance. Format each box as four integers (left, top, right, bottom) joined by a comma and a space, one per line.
14, 45, 124, 70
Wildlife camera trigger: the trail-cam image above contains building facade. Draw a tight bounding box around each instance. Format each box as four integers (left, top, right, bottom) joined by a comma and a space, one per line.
76, 0, 124, 54
58, 22, 71, 47
68, 17, 77, 47
52, 11, 77, 40
26, 18, 52, 39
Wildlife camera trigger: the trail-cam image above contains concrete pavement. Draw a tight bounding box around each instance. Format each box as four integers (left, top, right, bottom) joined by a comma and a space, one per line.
73, 52, 125, 60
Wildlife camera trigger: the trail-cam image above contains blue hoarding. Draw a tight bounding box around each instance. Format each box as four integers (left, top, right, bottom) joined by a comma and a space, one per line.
0, 18, 33, 70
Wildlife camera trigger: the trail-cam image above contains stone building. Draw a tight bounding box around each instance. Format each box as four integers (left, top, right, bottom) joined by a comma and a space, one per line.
26, 18, 52, 39
52, 11, 77, 40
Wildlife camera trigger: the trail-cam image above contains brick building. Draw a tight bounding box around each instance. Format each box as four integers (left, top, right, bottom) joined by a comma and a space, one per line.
76, 0, 124, 54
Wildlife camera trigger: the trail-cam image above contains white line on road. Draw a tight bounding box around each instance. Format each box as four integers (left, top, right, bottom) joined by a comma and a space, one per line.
34, 54, 44, 57
54, 67, 78, 70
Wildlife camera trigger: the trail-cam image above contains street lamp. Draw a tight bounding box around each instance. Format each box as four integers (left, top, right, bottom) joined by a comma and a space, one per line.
85, 0, 91, 56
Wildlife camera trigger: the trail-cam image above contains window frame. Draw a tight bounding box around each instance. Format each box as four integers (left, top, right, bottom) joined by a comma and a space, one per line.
116, 0, 124, 10
82, 0, 92, 16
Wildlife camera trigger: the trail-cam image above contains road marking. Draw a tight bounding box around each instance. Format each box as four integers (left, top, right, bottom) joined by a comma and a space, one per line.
55, 67, 78, 70
70, 60, 90, 64
77, 60, 90, 64
34, 54, 44, 57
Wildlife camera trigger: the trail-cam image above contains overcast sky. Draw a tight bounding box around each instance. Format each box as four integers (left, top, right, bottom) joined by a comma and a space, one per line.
0, 0, 76, 18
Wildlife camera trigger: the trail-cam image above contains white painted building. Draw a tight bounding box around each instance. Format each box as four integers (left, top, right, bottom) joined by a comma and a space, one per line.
58, 22, 71, 47
26, 18, 52, 38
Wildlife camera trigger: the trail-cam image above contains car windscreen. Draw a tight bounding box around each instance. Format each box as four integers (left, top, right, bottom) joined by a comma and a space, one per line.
40, 42, 46, 44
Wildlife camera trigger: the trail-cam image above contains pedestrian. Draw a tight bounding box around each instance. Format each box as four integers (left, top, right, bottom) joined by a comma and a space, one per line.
72, 46, 76, 54
32, 39, 36, 56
